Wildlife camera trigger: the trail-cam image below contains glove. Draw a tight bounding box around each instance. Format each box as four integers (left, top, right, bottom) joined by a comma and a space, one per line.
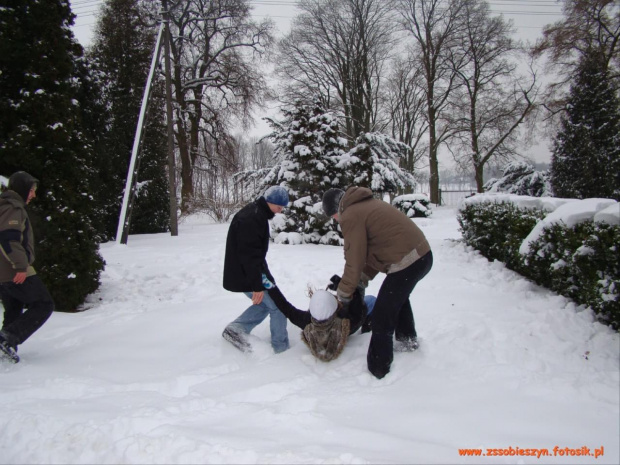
327, 274, 341, 291
337, 298, 351, 319
261, 273, 275, 290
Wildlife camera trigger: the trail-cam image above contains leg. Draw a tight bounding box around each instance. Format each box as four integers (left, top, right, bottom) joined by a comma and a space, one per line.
367, 252, 433, 378
225, 292, 270, 335
0, 285, 25, 330
394, 251, 433, 341
1, 275, 54, 345
262, 292, 289, 353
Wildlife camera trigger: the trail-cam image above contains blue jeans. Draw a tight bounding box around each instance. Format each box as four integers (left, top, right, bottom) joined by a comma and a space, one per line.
364, 295, 377, 316
226, 292, 290, 353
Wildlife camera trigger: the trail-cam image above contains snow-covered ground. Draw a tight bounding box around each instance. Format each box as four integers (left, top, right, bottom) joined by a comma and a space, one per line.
1, 207, 618, 464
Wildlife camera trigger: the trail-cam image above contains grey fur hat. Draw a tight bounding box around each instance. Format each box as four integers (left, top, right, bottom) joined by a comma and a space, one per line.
322, 188, 345, 217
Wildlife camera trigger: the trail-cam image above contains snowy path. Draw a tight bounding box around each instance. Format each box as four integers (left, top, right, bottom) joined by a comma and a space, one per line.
0, 207, 618, 464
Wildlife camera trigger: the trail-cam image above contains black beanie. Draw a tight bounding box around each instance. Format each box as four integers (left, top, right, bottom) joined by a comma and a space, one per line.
322, 188, 345, 217
8, 171, 38, 203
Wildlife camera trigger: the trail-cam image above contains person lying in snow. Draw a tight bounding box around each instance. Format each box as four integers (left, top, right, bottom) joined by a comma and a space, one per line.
266, 275, 376, 362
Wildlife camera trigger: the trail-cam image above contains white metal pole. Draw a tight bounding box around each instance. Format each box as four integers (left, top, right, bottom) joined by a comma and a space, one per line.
115, 21, 165, 244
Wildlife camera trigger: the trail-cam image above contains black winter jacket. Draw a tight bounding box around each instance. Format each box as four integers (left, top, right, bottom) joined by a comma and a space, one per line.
267, 286, 368, 335
223, 197, 276, 292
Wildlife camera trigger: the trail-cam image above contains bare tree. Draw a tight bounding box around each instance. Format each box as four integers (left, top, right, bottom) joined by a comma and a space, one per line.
385, 51, 429, 173
275, 0, 395, 144
393, 0, 466, 204
166, 0, 274, 213
533, 0, 619, 115
446, 0, 539, 192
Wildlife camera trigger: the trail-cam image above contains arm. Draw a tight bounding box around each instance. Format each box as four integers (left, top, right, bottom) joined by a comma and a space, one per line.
235, 216, 268, 292
267, 287, 312, 330
337, 220, 368, 301
0, 206, 29, 281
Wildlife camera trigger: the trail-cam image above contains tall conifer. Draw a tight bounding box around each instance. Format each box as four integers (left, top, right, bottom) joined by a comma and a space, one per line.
0, 0, 104, 311
89, 0, 170, 238
550, 51, 620, 200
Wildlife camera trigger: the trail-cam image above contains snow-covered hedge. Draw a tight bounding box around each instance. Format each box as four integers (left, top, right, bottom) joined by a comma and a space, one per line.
458, 193, 620, 330
392, 194, 432, 218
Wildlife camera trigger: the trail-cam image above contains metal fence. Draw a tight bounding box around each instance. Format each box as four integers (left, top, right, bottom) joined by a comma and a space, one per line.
438, 189, 477, 207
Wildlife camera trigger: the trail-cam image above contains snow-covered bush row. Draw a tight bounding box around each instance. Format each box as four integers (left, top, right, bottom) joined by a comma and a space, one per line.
458, 193, 620, 330
392, 193, 432, 218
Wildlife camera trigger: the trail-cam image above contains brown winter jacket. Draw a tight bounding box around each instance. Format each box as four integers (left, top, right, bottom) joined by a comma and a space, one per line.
336, 187, 431, 300
0, 190, 37, 283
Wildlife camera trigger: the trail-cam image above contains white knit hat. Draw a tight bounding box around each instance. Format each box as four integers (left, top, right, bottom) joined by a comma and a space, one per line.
309, 290, 338, 321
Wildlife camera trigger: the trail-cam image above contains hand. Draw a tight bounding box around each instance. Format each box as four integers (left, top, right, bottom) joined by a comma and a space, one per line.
13, 272, 27, 284
327, 274, 341, 291
337, 299, 351, 319
251, 291, 264, 305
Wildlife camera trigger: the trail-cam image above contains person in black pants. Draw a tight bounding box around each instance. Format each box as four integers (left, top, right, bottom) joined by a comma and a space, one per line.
0, 171, 54, 363
322, 187, 433, 379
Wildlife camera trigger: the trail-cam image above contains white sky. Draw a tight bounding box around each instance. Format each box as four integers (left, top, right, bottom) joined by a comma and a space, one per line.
70, 0, 564, 48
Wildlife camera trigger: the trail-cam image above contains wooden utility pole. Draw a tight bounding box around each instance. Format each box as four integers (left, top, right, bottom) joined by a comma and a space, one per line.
162, 0, 179, 236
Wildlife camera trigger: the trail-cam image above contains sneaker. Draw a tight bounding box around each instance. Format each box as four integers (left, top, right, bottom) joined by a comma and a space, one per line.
0, 330, 20, 364
394, 337, 419, 352
222, 327, 252, 353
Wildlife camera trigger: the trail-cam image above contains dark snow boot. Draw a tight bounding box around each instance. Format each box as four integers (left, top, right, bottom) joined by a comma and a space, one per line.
367, 332, 393, 379
0, 330, 20, 364
222, 327, 252, 353
394, 336, 419, 352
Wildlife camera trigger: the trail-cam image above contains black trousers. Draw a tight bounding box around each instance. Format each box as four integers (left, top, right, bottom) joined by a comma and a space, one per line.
367, 251, 433, 377
0, 275, 54, 345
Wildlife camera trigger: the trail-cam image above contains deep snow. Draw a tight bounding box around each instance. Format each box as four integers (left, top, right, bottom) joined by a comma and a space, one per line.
1, 207, 618, 464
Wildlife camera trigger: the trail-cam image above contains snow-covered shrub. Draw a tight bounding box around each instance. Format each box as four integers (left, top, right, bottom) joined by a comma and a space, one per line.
483, 161, 552, 197
392, 194, 432, 218
458, 197, 620, 330
523, 221, 619, 329
458, 201, 545, 271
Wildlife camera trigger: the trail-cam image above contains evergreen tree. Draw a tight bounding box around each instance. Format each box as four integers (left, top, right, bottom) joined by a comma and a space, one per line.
550, 50, 620, 200
0, 0, 104, 311
262, 100, 348, 243
343, 132, 417, 197
89, 0, 170, 239
484, 161, 552, 197
252, 102, 417, 245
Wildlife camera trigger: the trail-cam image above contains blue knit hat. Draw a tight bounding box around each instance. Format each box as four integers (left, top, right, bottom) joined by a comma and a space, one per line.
263, 186, 289, 207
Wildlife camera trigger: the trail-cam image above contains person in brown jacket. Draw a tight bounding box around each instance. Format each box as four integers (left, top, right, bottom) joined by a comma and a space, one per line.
0, 171, 54, 363
322, 186, 433, 379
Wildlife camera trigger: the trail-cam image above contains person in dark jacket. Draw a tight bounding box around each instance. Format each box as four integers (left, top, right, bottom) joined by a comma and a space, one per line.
267, 275, 376, 362
0, 171, 55, 363
322, 186, 433, 379
222, 186, 290, 353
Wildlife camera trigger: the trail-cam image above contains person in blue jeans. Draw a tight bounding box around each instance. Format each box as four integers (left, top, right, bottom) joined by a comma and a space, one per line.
221, 186, 290, 353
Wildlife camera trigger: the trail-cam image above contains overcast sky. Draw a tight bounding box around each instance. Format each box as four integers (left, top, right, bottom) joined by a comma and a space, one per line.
71, 0, 564, 48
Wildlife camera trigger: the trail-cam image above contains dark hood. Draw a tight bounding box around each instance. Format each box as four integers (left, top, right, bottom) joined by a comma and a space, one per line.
8, 171, 39, 203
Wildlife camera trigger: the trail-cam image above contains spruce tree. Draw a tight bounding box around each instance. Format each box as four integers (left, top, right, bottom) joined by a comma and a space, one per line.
344, 132, 417, 197
484, 161, 552, 197
0, 0, 104, 311
89, 0, 170, 239
550, 50, 620, 200
263, 100, 348, 242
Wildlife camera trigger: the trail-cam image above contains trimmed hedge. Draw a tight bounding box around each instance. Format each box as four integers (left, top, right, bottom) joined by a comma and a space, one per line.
458, 201, 619, 330
457, 202, 545, 271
